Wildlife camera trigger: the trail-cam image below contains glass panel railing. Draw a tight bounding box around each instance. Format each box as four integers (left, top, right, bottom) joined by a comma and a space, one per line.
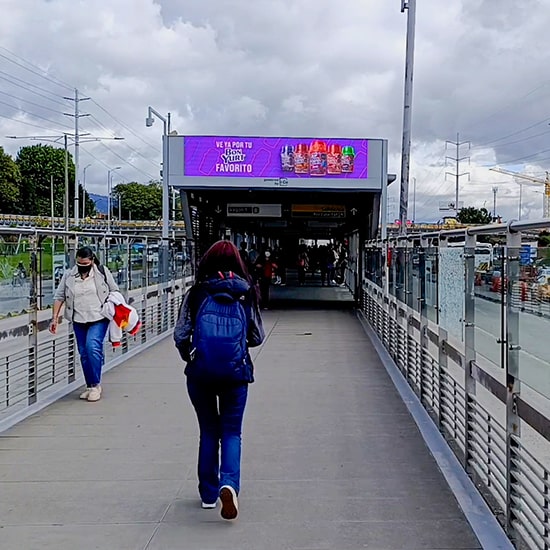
424, 247, 438, 323
146, 241, 160, 285
395, 248, 406, 303
438, 246, 464, 342
512, 245, 550, 400
0, 233, 32, 318
128, 240, 146, 291
474, 246, 504, 370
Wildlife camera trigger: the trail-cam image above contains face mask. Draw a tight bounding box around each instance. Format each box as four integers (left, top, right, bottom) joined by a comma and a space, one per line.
265, 252, 271, 259
77, 264, 92, 275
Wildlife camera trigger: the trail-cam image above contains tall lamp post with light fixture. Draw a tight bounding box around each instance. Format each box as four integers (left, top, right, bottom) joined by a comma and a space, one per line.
146, 106, 171, 282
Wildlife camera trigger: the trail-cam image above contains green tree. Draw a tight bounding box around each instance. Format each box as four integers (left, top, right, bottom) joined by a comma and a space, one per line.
0, 147, 21, 214
112, 181, 162, 220
15, 143, 76, 217
456, 206, 492, 225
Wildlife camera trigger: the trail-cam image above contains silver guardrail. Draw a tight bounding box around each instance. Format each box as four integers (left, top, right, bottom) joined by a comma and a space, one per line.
362, 219, 550, 550
0, 227, 195, 427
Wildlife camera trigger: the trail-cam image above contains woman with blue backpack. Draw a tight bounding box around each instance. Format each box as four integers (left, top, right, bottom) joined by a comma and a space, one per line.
174, 240, 265, 520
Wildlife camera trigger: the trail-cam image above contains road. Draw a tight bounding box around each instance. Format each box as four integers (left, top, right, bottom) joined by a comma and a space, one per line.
475, 296, 550, 398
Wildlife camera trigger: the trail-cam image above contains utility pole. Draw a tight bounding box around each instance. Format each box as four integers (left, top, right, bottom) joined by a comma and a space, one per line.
445, 133, 470, 218
146, 107, 171, 282
65, 88, 90, 227
492, 186, 499, 222
64, 134, 69, 231
398, 0, 417, 235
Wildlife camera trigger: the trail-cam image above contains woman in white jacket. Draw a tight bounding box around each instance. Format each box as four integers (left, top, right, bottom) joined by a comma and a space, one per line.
49, 247, 118, 402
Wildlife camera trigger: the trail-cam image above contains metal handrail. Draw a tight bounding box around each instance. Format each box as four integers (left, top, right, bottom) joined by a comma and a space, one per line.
369, 217, 550, 243
360, 221, 550, 550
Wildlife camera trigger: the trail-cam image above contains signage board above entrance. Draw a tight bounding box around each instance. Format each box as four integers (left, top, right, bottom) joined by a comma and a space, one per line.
291, 204, 346, 219
167, 135, 387, 191
226, 203, 282, 218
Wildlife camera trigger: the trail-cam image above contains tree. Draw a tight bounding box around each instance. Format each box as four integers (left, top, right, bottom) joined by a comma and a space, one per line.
0, 147, 21, 214
456, 206, 492, 225
112, 181, 162, 220
15, 143, 76, 217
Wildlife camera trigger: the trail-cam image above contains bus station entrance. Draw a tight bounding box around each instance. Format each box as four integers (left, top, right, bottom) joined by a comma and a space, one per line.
170, 135, 389, 300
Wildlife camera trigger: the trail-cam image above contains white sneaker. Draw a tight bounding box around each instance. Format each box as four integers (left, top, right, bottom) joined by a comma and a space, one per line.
201, 501, 217, 509
79, 388, 91, 400
219, 485, 238, 520
87, 386, 102, 402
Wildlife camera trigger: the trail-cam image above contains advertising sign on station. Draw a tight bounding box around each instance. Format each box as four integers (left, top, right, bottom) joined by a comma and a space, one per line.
167, 135, 387, 191
183, 136, 367, 179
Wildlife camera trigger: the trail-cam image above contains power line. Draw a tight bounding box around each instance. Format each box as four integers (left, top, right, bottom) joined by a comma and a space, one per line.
481, 128, 550, 150
0, 113, 62, 131
86, 114, 159, 168
89, 99, 159, 152
0, 73, 67, 106
463, 80, 550, 133
485, 146, 550, 167
0, 99, 73, 129
0, 47, 73, 91
472, 117, 550, 149
97, 141, 157, 181
0, 89, 66, 115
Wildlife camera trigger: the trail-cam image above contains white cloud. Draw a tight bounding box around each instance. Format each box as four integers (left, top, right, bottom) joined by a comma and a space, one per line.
0, 0, 549, 222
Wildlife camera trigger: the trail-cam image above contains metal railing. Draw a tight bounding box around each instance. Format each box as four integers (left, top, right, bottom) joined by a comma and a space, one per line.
361, 219, 550, 550
0, 227, 195, 427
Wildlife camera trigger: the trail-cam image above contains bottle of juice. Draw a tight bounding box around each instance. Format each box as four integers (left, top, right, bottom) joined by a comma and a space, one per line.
341, 145, 355, 173
294, 144, 309, 174
327, 144, 342, 175
309, 140, 327, 176
281, 145, 295, 172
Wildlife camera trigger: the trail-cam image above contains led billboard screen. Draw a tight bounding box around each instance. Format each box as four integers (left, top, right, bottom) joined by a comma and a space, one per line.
168, 135, 386, 190
183, 136, 368, 179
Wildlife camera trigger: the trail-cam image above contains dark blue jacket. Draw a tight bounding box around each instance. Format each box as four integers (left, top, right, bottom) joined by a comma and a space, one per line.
173, 273, 265, 382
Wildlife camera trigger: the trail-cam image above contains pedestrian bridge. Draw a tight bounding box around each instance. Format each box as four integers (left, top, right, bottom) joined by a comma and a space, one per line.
1, 219, 550, 549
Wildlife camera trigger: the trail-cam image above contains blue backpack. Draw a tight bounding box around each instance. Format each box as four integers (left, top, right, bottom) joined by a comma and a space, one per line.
190, 274, 249, 382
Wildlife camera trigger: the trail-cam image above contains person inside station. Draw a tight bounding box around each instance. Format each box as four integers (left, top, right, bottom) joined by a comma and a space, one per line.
255, 248, 278, 309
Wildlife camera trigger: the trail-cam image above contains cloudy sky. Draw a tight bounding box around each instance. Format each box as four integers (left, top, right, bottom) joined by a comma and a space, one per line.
1, 0, 549, 222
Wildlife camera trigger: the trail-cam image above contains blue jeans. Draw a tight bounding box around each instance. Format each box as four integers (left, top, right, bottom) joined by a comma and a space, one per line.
186, 380, 248, 504
73, 319, 109, 387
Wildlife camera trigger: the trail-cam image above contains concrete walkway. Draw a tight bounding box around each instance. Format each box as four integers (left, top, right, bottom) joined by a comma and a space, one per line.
0, 304, 481, 549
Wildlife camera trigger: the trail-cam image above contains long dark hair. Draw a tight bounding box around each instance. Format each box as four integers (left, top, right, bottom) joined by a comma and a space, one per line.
76, 246, 100, 266
196, 240, 250, 282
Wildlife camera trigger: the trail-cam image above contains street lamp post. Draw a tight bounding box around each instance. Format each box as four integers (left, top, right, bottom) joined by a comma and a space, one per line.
107, 167, 121, 232
146, 106, 171, 282
398, 0, 417, 235
82, 163, 92, 219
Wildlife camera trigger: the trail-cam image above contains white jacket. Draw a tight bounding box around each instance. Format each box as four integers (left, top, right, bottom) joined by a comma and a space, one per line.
101, 291, 141, 347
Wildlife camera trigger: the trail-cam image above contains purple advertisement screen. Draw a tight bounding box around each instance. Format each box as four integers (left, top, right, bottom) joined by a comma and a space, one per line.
183, 136, 368, 179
